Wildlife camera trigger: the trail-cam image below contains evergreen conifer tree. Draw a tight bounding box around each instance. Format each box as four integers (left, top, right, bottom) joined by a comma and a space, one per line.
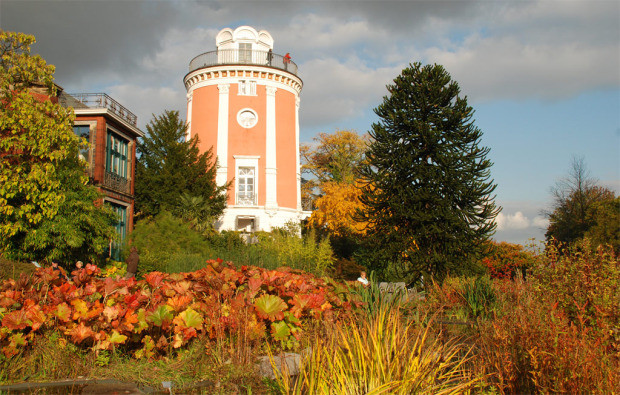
135, 110, 228, 229
357, 62, 500, 281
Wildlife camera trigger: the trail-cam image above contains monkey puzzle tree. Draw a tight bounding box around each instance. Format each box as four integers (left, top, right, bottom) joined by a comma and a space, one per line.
358, 62, 500, 282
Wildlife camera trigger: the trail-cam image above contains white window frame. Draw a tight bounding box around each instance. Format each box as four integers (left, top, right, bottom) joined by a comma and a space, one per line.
238, 80, 257, 96
234, 156, 259, 206
238, 42, 252, 63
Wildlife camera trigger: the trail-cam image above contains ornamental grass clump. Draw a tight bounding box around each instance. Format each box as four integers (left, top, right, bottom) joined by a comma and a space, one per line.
272, 303, 477, 394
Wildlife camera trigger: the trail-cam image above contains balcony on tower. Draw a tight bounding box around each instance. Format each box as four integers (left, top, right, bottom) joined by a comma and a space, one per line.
188, 49, 298, 75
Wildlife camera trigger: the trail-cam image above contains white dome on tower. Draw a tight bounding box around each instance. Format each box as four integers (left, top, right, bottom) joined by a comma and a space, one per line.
216, 26, 274, 52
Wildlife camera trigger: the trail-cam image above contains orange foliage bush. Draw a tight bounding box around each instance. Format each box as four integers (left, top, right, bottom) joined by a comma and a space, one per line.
0, 261, 358, 359
480, 241, 536, 279
475, 242, 620, 393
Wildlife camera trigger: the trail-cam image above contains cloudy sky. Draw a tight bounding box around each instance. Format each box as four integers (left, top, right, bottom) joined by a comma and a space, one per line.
2, 0, 619, 245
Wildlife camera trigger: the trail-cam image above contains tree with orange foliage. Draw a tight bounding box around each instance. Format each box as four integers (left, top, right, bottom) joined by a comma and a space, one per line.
306, 181, 368, 237
301, 130, 369, 261
300, 130, 368, 209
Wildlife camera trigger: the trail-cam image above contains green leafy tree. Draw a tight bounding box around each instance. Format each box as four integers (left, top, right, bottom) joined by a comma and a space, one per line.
583, 197, 620, 252
0, 31, 75, 238
1, 31, 115, 265
545, 157, 616, 247
4, 156, 116, 265
135, 110, 228, 229
357, 62, 500, 282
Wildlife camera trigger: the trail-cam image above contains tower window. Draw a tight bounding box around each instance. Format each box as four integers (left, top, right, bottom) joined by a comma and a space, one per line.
239, 43, 252, 63
107, 201, 128, 261
237, 167, 256, 206
238, 80, 257, 96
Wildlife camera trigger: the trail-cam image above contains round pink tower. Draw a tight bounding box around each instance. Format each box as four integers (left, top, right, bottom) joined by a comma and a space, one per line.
184, 26, 306, 232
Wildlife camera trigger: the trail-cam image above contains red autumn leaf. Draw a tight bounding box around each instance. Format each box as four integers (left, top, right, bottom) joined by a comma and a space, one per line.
83, 283, 98, 296
124, 291, 148, 310
171, 281, 192, 295
85, 263, 99, 275
88, 300, 104, 320
180, 326, 198, 341
103, 304, 123, 322
2, 308, 29, 330
68, 322, 95, 344
156, 335, 168, 350
0, 290, 22, 307
103, 277, 128, 297
144, 272, 166, 288
2, 333, 27, 358
248, 277, 263, 295
120, 309, 139, 332
167, 295, 192, 312
24, 303, 46, 331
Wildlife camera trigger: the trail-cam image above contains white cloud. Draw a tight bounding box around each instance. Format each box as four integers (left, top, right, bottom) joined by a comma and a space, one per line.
299, 58, 400, 127
139, 27, 219, 76
424, 36, 619, 102
496, 211, 530, 230
532, 216, 550, 229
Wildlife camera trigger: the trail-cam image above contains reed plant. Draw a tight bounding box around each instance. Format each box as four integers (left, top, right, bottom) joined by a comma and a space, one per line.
347, 271, 407, 317
271, 303, 477, 394
459, 275, 496, 320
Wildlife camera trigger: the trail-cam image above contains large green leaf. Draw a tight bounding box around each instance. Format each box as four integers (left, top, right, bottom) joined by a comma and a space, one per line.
254, 294, 287, 321
177, 307, 203, 329
270, 320, 291, 342
108, 330, 128, 345
147, 305, 173, 327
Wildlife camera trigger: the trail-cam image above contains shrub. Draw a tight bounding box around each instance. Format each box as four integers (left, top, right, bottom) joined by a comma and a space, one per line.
0, 257, 37, 281
252, 228, 334, 276
0, 262, 357, 367
130, 211, 212, 275
475, 241, 620, 393
130, 212, 334, 277
531, 239, 620, 331
480, 241, 536, 279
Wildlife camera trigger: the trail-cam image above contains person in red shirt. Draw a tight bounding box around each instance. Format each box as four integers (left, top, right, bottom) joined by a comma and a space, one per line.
283, 52, 291, 70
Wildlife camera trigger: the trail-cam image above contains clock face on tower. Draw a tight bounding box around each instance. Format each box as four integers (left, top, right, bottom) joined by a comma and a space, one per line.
237, 109, 258, 128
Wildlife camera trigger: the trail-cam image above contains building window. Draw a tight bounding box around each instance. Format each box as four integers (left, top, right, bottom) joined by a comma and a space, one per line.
237, 167, 256, 206
238, 80, 256, 96
239, 43, 252, 63
108, 201, 127, 261
106, 130, 129, 178
73, 125, 91, 163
